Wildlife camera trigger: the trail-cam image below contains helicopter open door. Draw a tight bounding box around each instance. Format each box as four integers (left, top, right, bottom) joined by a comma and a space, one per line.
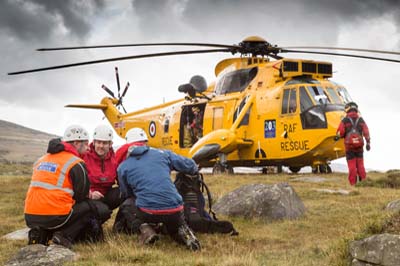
180, 104, 206, 148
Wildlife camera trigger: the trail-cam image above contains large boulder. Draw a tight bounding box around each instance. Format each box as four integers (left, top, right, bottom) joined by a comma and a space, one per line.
213, 183, 306, 221
6, 244, 77, 266
349, 233, 400, 266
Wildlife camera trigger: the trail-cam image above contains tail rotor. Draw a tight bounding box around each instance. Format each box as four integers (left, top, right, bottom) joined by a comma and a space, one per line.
101, 67, 130, 113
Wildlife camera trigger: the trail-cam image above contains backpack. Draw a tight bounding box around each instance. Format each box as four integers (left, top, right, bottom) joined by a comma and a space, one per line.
345, 117, 364, 149
174, 172, 238, 235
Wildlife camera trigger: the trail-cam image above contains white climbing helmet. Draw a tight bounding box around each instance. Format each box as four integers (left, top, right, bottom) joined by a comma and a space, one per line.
93, 125, 113, 141
125, 128, 148, 143
63, 125, 89, 142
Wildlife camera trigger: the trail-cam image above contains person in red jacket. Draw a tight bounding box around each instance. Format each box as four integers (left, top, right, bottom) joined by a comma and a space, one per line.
336, 102, 371, 185
84, 125, 121, 210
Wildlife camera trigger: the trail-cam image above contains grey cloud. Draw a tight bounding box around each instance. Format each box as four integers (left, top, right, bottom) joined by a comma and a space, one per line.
130, 0, 400, 45
0, 0, 105, 42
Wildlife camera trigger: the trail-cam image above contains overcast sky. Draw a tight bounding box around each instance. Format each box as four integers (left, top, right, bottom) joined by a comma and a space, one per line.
1, 0, 399, 171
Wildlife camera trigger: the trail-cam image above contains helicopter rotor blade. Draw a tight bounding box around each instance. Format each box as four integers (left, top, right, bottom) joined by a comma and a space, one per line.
122, 82, 130, 98
115, 67, 121, 98
282, 46, 400, 56
8, 48, 232, 75
101, 84, 115, 98
280, 49, 400, 63
121, 104, 127, 114
37, 42, 239, 51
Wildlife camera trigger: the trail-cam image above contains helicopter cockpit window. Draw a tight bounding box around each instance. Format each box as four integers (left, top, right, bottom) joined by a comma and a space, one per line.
215, 67, 258, 95
299, 86, 327, 129
307, 86, 329, 105
337, 87, 353, 103
326, 87, 341, 104
281, 88, 297, 114
299, 86, 313, 112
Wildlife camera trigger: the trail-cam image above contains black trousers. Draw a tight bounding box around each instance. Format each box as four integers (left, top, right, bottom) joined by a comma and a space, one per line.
101, 187, 122, 210
25, 200, 96, 241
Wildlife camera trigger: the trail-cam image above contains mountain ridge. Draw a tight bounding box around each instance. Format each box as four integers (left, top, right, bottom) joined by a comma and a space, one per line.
0, 119, 59, 163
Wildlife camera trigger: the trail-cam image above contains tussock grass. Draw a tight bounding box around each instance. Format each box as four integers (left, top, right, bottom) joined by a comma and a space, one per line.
1, 166, 399, 265
356, 170, 400, 188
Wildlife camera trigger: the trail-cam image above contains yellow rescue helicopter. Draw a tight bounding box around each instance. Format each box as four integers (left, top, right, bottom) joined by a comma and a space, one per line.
8, 36, 400, 174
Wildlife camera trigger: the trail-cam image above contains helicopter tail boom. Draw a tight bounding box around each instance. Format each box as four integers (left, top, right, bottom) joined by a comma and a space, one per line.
65, 103, 108, 110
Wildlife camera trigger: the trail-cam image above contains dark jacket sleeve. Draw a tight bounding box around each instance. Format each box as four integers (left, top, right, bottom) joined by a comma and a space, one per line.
167, 150, 198, 175
69, 162, 90, 202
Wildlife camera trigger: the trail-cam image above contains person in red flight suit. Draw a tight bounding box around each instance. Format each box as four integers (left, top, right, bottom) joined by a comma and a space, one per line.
336, 102, 371, 185
84, 125, 121, 211
24, 125, 101, 248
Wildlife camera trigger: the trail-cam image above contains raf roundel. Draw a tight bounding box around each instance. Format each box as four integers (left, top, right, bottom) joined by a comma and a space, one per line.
149, 121, 156, 138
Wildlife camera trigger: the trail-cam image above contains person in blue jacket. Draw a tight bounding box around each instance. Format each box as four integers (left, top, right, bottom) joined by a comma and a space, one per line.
118, 127, 201, 251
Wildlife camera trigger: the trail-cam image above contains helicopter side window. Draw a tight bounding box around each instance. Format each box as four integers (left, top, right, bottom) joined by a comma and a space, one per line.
337, 87, 353, 103
326, 87, 341, 104
281, 89, 290, 114
215, 67, 258, 95
307, 86, 329, 105
299, 86, 313, 112
281, 88, 297, 114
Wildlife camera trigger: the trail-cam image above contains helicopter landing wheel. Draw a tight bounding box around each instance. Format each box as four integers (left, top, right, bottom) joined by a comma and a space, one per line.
289, 166, 301, 174
326, 164, 332, 173
277, 165, 283, 174
262, 167, 268, 174
212, 163, 234, 175
312, 166, 318, 174
318, 164, 328, 174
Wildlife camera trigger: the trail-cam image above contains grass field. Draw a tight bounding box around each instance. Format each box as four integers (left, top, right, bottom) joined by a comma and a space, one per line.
1, 164, 399, 265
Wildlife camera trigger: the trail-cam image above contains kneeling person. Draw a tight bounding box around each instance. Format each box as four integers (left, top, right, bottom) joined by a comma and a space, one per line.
24, 125, 103, 248
118, 128, 201, 251
84, 125, 121, 212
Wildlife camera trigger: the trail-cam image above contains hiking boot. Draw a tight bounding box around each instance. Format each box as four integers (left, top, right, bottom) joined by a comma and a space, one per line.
138, 223, 159, 245
28, 227, 41, 245
28, 227, 51, 245
177, 224, 201, 251
52, 231, 73, 249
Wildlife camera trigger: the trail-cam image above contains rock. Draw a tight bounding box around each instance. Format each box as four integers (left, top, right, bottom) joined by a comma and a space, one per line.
349, 233, 400, 266
5, 244, 77, 266
292, 176, 337, 183
351, 259, 374, 266
213, 183, 306, 221
314, 188, 355, 195
3, 228, 29, 241
386, 199, 400, 212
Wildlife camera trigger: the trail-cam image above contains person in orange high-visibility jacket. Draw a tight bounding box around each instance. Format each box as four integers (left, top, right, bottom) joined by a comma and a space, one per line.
24, 125, 107, 248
